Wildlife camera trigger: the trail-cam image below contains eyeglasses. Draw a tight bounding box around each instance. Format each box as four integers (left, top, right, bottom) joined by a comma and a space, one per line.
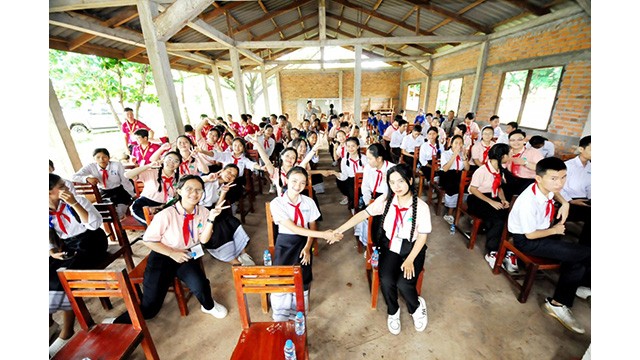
164, 157, 180, 164
182, 187, 204, 195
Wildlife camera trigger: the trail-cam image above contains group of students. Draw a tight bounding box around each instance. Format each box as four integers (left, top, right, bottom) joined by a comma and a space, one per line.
49, 107, 591, 356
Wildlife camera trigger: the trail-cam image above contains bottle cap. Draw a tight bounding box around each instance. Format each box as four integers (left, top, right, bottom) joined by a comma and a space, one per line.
264, 249, 269, 254
285, 339, 293, 347
296, 311, 303, 318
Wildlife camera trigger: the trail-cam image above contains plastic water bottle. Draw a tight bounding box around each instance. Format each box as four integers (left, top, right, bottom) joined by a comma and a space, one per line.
450, 222, 455, 235
370, 248, 379, 269
263, 250, 272, 266
284, 339, 297, 360
294, 311, 305, 335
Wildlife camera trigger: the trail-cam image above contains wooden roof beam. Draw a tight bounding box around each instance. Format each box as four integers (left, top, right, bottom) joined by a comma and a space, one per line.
155, 0, 214, 42
404, 0, 493, 34
49, 0, 174, 13
68, 7, 138, 50
234, 0, 313, 33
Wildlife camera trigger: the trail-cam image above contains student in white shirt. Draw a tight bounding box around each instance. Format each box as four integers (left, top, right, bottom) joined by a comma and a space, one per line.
49, 173, 108, 357
269, 167, 342, 321
489, 115, 503, 142
400, 124, 425, 166
332, 164, 429, 335
508, 157, 590, 334
334, 136, 365, 209
72, 148, 136, 218
389, 120, 408, 163
496, 121, 518, 145
560, 135, 591, 246
440, 135, 471, 224
418, 126, 442, 180
527, 135, 556, 158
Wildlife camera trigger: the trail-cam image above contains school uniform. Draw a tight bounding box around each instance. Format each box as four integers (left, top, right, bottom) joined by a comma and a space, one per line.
527, 140, 556, 158
72, 161, 135, 217
560, 156, 591, 245
503, 147, 543, 199
178, 158, 200, 177
131, 143, 161, 166
464, 121, 481, 140
492, 126, 504, 142
49, 197, 108, 313
400, 134, 424, 165
389, 130, 406, 163
508, 183, 590, 307
335, 153, 364, 210
122, 119, 151, 148
365, 195, 431, 315
470, 141, 495, 171
466, 162, 509, 253
256, 135, 276, 158
418, 141, 441, 179
199, 179, 250, 262
130, 168, 177, 225
440, 148, 468, 208
114, 202, 219, 324
377, 121, 390, 140
357, 161, 395, 246
269, 194, 321, 320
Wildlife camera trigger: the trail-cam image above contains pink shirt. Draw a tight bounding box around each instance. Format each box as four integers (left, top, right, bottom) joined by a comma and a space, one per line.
507, 147, 543, 179
131, 143, 161, 166
142, 202, 210, 250
470, 162, 503, 195
471, 141, 495, 165
137, 168, 176, 203
122, 119, 151, 146
383, 125, 397, 140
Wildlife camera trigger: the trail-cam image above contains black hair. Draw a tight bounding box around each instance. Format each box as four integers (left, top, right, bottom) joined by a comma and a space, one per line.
528, 135, 546, 147
92, 148, 110, 157
413, 124, 422, 133
509, 129, 526, 139
278, 115, 287, 121
291, 138, 310, 156
487, 143, 510, 175
134, 128, 149, 138
456, 123, 467, 134
397, 119, 408, 127
208, 127, 221, 138
184, 124, 194, 132
264, 124, 274, 131
426, 113, 433, 117
161, 174, 205, 210
345, 137, 363, 167
394, 115, 403, 122
216, 116, 224, 121
367, 143, 389, 162
200, 114, 208, 118
340, 121, 349, 128
156, 151, 182, 193
490, 115, 500, 121
506, 121, 519, 129
579, 135, 591, 148
380, 164, 417, 244
330, 114, 338, 121
465, 112, 475, 120
49, 173, 62, 191
286, 166, 308, 180
329, 104, 334, 108
426, 126, 441, 153
49, 159, 54, 170
536, 157, 567, 176
124, 107, 133, 112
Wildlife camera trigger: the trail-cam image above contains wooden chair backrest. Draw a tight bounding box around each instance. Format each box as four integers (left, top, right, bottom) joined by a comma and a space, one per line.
354, 172, 364, 211
455, 170, 474, 209
134, 180, 144, 198
93, 202, 135, 271
246, 149, 260, 162
56, 268, 159, 359
232, 265, 304, 330
412, 145, 420, 176
429, 156, 441, 184
73, 182, 103, 203
306, 174, 313, 197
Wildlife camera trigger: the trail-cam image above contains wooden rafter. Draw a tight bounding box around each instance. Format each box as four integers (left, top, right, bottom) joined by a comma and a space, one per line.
404, 0, 493, 34
257, 0, 285, 39
358, 0, 384, 37
234, 0, 312, 33
427, 0, 485, 33
68, 7, 138, 51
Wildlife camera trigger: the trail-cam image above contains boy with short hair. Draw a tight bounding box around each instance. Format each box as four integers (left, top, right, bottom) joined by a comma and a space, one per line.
389, 120, 408, 163
130, 128, 161, 166
400, 124, 424, 165
508, 157, 590, 334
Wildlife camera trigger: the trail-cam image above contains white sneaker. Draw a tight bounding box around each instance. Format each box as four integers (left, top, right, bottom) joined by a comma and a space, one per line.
576, 286, 591, 300
340, 197, 349, 205
201, 302, 228, 319
502, 251, 519, 273
332, 161, 337, 167
49, 337, 70, 358
443, 214, 454, 225
542, 298, 585, 334
412, 297, 428, 332
387, 309, 401, 335
237, 253, 256, 266
485, 251, 497, 269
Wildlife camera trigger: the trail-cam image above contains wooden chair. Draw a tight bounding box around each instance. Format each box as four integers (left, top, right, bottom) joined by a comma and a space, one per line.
230, 265, 308, 360
453, 171, 482, 249
94, 203, 136, 272
238, 168, 256, 224
247, 149, 264, 194
418, 156, 439, 200
492, 196, 561, 303
53, 268, 159, 360
73, 181, 103, 203
365, 213, 424, 310
119, 180, 148, 244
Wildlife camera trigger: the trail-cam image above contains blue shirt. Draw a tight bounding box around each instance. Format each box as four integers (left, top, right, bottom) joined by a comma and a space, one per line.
414, 114, 425, 125
377, 121, 390, 138
367, 116, 378, 127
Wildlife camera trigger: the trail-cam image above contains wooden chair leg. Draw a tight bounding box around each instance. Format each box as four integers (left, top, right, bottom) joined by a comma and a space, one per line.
416, 269, 425, 296
468, 218, 482, 250
312, 238, 319, 256
493, 243, 508, 275
99, 297, 113, 310
418, 176, 424, 198
371, 269, 379, 310
519, 264, 539, 303
173, 278, 189, 317
260, 293, 269, 314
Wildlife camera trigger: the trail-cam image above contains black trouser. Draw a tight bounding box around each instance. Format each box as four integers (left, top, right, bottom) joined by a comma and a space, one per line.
378, 235, 427, 315
567, 201, 591, 246
467, 193, 509, 253
131, 196, 163, 225
503, 172, 535, 201
114, 251, 215, 323
49, 228, 108, 291
512, 233, 590, 307
100, 185, 133, 206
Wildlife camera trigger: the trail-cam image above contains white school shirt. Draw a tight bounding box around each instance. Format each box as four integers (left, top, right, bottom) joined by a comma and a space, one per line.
270, 194, 320, 235
254, 135, 276, 157
400, 134, 425, 153
361, 161, 395, 204
335, 154, 364, 181
508, 183, 555, 234
526, 140, 556, 158
496, 132, 509, 145
49, 196, 103, 247
560, 156, 591, 201
492, 126, 503, 141
143, 202, 209, 250
212, 152, 257, 174
389, 130, 406, 148
419, 141, 440, 167
72, 161, 135, 195
366, 195, 431, 254
200, 179, 222, 208
441, 149, 466, 171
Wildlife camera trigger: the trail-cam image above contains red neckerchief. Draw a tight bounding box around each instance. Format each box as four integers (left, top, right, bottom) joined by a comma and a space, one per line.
389, 203, 409, 249
263, 138, 270, 149
162, 175, 174, 202
232, 154, 242, 165
179, 160, 190, 176
482, 143, 490, 163
182, 209, 195, 246
50, 203, 71, 235
99, 167, 109, 187
455, 155, 461, 170
289, 202, 304, 227
349, 157, 361, 174
485, 163, 501, 197
532, 184, 555, 224
510, 148, 525, 175
372, 161, 387, 195
429, 143, 437, 156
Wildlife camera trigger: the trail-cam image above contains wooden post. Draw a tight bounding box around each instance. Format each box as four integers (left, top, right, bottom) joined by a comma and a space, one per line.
211, 63, 226, 117
49, 79, 82, 173
354, 45, 362, 124
261, 65, 271, 115
230, 47, 247, 114
470, 41, 489, 113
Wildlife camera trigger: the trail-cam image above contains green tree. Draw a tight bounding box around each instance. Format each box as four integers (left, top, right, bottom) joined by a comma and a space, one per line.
49, 50, 158, 127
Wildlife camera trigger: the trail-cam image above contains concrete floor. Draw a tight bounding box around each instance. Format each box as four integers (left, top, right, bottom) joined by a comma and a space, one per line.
52, 152, 591, 360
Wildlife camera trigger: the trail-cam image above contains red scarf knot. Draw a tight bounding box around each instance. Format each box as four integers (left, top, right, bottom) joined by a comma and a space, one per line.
50, 203, 71, 235
389, 204, 409, 249
182, 212, 195, 246
289, 202, 304, 227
